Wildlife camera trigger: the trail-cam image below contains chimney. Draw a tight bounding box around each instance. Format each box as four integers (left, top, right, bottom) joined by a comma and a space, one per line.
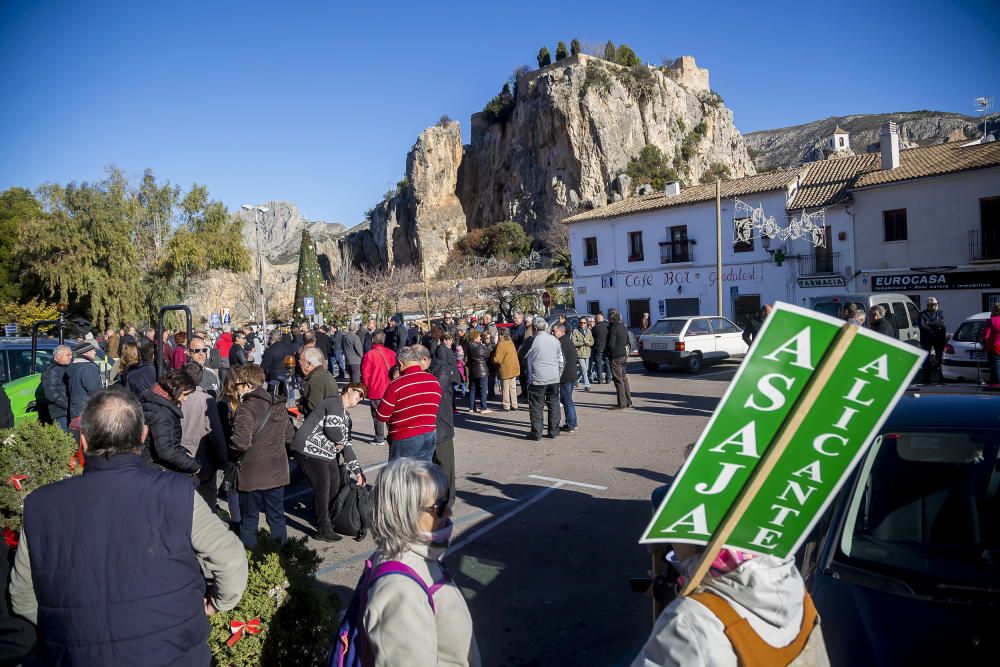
664, 181, 681, 197
880, 122, 900, 170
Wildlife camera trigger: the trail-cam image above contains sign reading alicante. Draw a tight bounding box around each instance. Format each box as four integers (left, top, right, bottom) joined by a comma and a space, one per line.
640, 303, 924, 566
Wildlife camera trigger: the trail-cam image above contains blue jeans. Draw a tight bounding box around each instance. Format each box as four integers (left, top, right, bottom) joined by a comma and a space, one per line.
577, 358, 590, 388
53, 416, 68, 432
591, 353, 608, 383
389, 431, 436, 462
331, 351, 346, 377
238, 487, 287, 550
560, 381, 577, 429
469, 376, 489, 411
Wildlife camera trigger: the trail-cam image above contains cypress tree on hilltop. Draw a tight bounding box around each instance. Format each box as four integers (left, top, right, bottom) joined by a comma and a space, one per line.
603, 40, 616, 61
570, 38, 581, 56
292, 230, 329, 324
537, 46, 551, 68
555, 41, 568, 61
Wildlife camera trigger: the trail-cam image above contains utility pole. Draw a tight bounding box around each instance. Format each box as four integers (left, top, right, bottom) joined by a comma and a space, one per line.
242, 204, 270, 339
716, 180, 723, 316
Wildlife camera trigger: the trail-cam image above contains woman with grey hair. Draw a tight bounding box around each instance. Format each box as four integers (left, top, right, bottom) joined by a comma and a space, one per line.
364, 458, 480, 666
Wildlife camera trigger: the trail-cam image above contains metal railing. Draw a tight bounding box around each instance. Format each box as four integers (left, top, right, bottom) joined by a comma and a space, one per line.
659, 241, 692, 264
969, 229, 1000, 261
798, 251, 840, 276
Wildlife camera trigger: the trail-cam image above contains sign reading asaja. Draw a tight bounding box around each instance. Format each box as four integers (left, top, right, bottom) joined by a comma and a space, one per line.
871, 271, 1000, 292
797, 276, 846, 288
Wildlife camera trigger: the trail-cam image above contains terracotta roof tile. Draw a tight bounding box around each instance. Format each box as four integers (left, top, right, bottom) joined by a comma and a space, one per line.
852, 140, 1000, 188
787, 153, 878, 209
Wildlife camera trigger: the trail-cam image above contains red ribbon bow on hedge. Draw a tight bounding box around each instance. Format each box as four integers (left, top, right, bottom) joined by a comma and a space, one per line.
227, 618, 262, 647
7, 475, 27, 492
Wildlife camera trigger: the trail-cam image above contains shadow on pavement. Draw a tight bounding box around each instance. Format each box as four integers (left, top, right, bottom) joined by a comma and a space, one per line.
615, 467, 675, 486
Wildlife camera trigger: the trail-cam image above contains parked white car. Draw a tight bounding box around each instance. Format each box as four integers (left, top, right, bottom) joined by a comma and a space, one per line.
942, 312, 990, 382
638, 316, 747, 373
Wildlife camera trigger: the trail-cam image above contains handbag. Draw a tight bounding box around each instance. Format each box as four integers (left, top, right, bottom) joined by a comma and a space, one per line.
329, 465, 373, 540
220, 401, 275, 494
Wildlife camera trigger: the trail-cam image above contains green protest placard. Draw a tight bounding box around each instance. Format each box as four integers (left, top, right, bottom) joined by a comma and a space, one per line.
640, 302, 926, 565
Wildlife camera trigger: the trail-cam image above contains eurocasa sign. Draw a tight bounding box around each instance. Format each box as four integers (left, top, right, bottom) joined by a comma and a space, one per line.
797, 276, 846, 288
640, 303, 924, 559
871, 271, 1000, 292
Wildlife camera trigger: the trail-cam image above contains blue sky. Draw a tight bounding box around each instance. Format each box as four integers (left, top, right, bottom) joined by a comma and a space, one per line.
1, 0, 997, 226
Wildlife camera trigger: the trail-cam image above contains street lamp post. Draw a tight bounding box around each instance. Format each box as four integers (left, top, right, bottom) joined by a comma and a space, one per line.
456, 281, 463, 318
241, 204, 270, 341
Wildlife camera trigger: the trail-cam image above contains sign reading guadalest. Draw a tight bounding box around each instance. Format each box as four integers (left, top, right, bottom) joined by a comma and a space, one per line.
639, 302, 925, 560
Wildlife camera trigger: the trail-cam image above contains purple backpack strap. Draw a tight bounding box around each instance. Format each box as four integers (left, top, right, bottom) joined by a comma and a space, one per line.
370, 560, 450, 614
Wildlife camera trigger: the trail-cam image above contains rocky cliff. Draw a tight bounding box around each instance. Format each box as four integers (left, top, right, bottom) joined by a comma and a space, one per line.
355, 54, 755, 275
745, 111, 1000, 172
185, 202, 347, 323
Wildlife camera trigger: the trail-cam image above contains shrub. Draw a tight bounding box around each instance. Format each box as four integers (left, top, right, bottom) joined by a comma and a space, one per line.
570, 38, 581, 56
627, 145, 680, 192
482, 82, 515, 124
537, 47, 551, 68
395, 178, 409, 196
209, 536, 340, 667
556, 41, 568, 61
0, 422, 81, 532
603, 40, 616, 61
613, 64, 655, 104
615, 44, 641, 67
676, 118, 686, 133
453, 221, 532, 262
437, 114, 453, 126
700, 163, 731, 184
0, 298, 61, 335
581, 60, 613, 98
700, 89, 725, 108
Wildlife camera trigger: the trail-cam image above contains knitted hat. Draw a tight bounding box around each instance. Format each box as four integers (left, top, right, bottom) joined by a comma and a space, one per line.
75, 342, 95, 356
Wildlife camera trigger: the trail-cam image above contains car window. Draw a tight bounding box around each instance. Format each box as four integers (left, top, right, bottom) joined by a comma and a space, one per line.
685, 319, 711, 336
7, 348, 52, 382
838, 431, 999, 594
954, 321, 985, 343
905, 301, 920, 328
890, 302, 908, 332
646, 320, 685, 335
709, 318, 741, 334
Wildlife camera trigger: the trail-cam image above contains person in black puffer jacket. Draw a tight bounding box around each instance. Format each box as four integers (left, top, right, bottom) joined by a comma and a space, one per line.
465, 330, 491, 413
590, 313, 610, 384
606, 310, 633, 409
141, 371, 201, 475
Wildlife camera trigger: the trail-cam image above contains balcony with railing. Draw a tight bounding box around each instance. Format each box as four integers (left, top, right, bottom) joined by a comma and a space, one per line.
659, 240, 694, 264
798, 252, 840, 276
969, 229, 1000, 262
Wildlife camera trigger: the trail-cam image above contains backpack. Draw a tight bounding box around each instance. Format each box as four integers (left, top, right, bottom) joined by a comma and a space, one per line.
329, 559, 449, 667
330, 466, 373, 540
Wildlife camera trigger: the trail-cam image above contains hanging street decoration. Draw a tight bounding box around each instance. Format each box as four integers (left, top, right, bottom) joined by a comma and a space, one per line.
733, 199, 827, 248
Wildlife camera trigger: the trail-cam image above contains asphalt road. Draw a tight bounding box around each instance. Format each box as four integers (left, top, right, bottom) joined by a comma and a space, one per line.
280, 359, 739, 666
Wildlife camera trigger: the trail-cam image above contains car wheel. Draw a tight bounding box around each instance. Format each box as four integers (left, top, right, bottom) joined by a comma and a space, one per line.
685, 353, 703, 374
643, 360, 659, 372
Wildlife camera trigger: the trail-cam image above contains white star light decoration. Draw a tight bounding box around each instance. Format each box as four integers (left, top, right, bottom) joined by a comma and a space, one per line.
733, 199, 827, 248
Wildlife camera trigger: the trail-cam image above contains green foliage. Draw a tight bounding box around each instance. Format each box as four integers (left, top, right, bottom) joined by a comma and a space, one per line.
680, 122, 709, 162
555, 41, 569, 61
0, 298, 61, 333
395, 178, 409, 195
582, 60, 613, 98
537, 46, 551, 68
603, 40, 616, 61
0, 422, 81, 531
454, 221, 532, 262
676, 118, 686, 133
437, 114, 453, 126
626, 145, 680, 191
0, 188, 43, 302
482, 82, 514, 124
615, 44, 641, 67
700, 162, 731, 184
292, 230, 330, 325
18, 167, 248, 328
570, 38, 581, 56
209, 536, 340, 667
700, 89, 725, 108
613, 64, 656, 104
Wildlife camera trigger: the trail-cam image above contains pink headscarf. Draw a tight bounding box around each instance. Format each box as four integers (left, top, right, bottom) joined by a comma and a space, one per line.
677, 548, 754, 586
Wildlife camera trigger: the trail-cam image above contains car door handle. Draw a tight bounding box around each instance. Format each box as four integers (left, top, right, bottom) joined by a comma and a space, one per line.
714, 335, 722, 338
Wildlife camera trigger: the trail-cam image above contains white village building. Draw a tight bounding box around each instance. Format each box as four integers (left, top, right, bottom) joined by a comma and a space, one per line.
564, 124, 1000, 328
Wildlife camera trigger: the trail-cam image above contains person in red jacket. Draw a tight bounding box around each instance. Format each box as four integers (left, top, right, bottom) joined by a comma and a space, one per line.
361, 331, 397, 446
171, 332, 188, 370
375, 345, 442, 461
980, 302, 1000, 385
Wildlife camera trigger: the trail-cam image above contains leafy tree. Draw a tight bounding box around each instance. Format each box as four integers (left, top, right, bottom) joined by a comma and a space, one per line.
537, 46, 551, 68
603, 40, 616, 61
615, 44, 641, 67
626, 145, 680, 191
482, 82, 514, 123
0, 298, 61, 332
700, 163, 731, 184
0, 188, 44, 302
555, 41, 569, 61
570, 38, 581, 56
292, 230, 330, 324
454, 221, 532, 263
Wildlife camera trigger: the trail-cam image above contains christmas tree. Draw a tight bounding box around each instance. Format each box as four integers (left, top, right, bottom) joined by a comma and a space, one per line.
292, 230, 329, 324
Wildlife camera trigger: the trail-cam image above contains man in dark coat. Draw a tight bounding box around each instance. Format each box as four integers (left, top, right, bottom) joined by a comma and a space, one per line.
742, 304, 773, 347
428, 345, 457, 505
9, 387, 247, 665
67, 342, 102, 420
554, 323, 579, 433
343, 323, 364, 383
919, 297, 947, 384
313, 325, 332, 363
868, 305, 897, 339
260, 331, 298, 382
362, 318, 378, 354
590, 312, 610, 384
298, 347, 339, 416
228, 331, 249, 367
41, 344, 72, 430
606, 310, 633, 409
329, 324, 346, 378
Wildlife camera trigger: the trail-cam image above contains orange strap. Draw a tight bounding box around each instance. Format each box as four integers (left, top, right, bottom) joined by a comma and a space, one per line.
689, 590, 818, 667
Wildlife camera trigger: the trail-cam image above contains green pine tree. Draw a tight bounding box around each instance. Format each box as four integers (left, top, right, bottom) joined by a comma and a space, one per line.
555, 41, 569, 61
292, 230, 329, 324
603, 40, 616, 61
570, 38, 581, 56
537, 47, 551, 68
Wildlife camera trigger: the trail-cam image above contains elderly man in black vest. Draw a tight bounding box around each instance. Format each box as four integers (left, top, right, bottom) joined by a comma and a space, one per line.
9, 387, 248, 665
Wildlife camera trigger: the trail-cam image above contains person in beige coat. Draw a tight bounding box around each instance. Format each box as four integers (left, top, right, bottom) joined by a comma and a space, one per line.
491, 329, 521, 410
365, 458, 481, 667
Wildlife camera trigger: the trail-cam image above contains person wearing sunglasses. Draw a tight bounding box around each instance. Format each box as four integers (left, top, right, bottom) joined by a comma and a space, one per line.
364, 458, 480, 666
188, 337, 220, 397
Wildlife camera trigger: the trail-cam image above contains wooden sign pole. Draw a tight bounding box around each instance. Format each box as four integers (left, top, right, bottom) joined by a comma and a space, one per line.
678, 323, 859, 597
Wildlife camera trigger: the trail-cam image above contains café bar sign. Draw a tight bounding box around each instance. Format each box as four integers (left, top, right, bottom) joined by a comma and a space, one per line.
797, 276, 845, 288
870, 270, 1000, 292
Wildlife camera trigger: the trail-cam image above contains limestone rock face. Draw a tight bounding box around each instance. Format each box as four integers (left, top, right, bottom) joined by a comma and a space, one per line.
184, 202, 348, 323
457, 54, 755, 235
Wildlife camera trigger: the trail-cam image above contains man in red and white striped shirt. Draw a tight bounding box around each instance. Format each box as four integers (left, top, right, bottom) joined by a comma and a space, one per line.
375, 345, 442, 462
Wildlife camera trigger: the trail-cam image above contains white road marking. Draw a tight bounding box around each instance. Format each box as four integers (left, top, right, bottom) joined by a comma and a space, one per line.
690, 369, 738, 378
527, 474, 608, 490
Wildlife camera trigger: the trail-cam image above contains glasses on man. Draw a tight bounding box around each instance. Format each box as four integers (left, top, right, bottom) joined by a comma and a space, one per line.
189, 348, 208, 354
